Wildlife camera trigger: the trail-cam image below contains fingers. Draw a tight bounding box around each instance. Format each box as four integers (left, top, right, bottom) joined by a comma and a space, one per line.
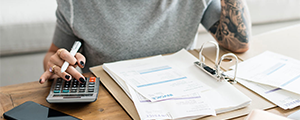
40, 64, 86, 84
57, 49, 77, 65
39, 70, 53, 84
39, 72, 59, 84
66, 66, 86, 83
50, 49, 85, 69
75, 53, 86, 68
49, 52, 64, 67
48, 63, 73, 81
40, 48, 86, 84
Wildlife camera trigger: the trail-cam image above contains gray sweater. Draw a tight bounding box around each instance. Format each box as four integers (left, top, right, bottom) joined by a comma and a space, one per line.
53, 0, 221, 72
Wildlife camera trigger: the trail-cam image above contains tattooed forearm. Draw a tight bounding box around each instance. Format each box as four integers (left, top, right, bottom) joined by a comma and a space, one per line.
209, 0, 251, 53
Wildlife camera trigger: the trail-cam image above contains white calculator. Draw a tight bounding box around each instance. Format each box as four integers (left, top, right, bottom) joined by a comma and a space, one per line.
46, 77, 100, 103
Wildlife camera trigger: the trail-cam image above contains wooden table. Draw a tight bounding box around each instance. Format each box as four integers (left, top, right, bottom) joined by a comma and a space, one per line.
0, 73, 131, 120
1, 73, 299, 120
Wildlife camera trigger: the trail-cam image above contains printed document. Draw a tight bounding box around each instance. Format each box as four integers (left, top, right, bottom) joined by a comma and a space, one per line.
226, 51, 300, 109
103, 54, 211, 102
229, 51, 300, 95
128, 85, 216, 120
103, 49, 251, 119
236, 78, 300, 109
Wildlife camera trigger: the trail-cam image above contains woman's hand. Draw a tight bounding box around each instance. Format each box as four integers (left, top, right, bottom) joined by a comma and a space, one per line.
39, 48, 86, 84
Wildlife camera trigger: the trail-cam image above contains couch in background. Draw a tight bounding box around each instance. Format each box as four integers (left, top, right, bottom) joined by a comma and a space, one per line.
1, 0, 300, 86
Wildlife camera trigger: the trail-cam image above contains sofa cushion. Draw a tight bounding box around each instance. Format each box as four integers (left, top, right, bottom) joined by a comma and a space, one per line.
247, 0, 300, 24
0, 0, 57, 56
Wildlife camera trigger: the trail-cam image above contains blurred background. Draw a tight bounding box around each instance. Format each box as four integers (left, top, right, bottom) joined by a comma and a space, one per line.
1, 0, 300, 86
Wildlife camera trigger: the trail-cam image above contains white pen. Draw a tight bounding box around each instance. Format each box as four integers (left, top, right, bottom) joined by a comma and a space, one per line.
60, 41, 82, 73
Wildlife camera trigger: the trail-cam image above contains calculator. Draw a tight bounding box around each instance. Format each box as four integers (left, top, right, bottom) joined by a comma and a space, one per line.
46, 77, 100, 103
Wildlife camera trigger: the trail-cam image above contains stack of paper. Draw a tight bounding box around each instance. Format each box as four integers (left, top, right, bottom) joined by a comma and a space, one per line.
103, 49, 251, 119
226, 51, 300, 109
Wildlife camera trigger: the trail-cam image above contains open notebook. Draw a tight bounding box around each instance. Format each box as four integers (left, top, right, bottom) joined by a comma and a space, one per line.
101, 49, 251, 119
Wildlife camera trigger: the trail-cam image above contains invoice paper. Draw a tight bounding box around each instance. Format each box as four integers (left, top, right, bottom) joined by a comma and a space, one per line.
229, 51, 300, 95
103, 55, 211, 102
235, 78, 300, 109
102, 49, 251, 119
128, 84, 216, 120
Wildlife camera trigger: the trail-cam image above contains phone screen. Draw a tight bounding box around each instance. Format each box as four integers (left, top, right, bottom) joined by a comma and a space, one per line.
3, 101, 80, 120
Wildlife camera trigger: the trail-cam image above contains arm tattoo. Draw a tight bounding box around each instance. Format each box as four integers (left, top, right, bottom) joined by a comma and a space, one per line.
209, 0, 250, 52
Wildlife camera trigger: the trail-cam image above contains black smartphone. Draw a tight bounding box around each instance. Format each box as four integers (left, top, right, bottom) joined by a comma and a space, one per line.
3, 101, 81, 120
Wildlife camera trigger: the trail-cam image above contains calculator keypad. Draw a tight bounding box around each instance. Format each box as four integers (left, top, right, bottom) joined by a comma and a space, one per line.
51, 77, 98, 94
47, 77, 100, 103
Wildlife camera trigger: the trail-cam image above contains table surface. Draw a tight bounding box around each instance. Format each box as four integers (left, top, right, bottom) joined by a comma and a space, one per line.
0, 72, 132, 120
1, 73, 299, 120
1, 24, 300, 120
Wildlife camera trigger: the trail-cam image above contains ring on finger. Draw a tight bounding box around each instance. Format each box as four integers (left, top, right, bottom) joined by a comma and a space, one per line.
49, 65, 57, 73
57, 49, 63, 57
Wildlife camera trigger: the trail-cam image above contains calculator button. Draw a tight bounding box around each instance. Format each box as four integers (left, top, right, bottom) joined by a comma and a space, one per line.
54, 90, 60, 93
62, 90, 69, 93
79, 87, 85, 90
71, 90, 77, 93
80, 84, 85, 87
72, 86, 77, 90
63, 87, 69, 90
88, 89, 94, 92
89, 82, 95, 85
71, 87, 77, 89
89, 77, 96, 82
79, 89, 85, 92
73, 80, 79, 84
88, 86, 94, 89
57, 78, 63, 82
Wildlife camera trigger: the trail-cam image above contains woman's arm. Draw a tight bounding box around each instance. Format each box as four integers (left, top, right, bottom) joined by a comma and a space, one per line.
209, 0, 251, 53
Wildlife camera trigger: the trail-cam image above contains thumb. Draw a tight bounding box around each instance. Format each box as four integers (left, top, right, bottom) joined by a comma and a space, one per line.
39, 71, 53, 84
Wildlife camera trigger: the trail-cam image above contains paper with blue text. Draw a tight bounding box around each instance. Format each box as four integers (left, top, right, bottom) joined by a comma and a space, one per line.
103, 49, 251, 119
235, 78, 300, 109
128, 85, 216, 120
226, 51, 300, 109
103, 53, 210, 102
227, 51, 300, 95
